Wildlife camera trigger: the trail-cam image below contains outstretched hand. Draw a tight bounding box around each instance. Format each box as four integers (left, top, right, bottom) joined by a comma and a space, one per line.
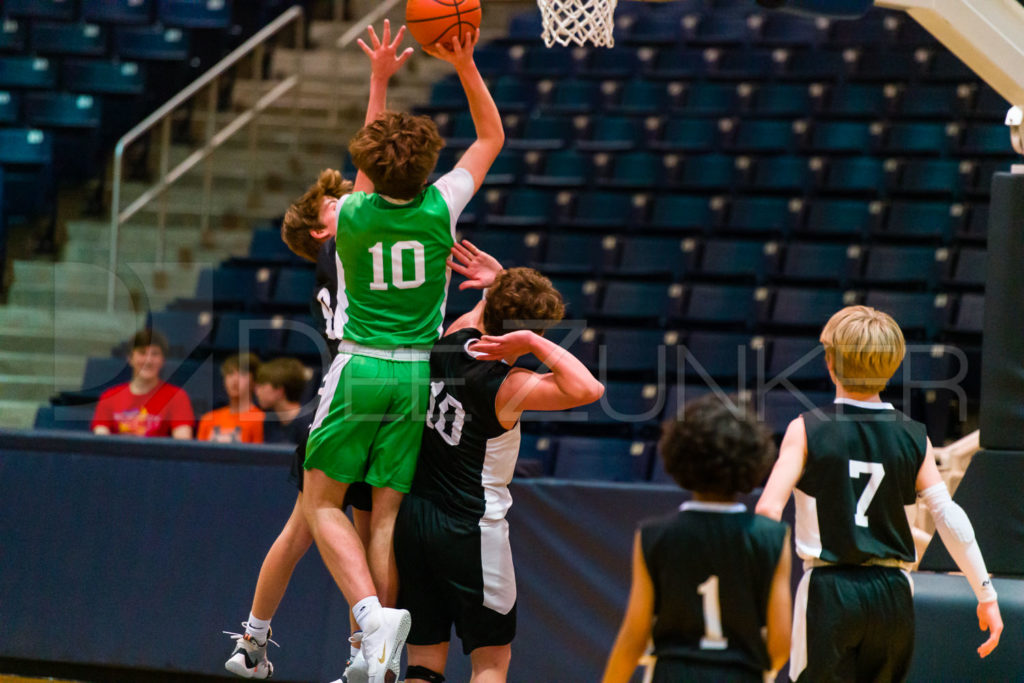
470, 331, 538, 361
422, 29, 479, 70
447, 239, 503, 290
976, 600, 1003, 658
357, 19, 413, 81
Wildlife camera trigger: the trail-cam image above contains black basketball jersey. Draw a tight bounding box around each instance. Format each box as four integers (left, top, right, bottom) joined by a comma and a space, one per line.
411, 328, 519, 529
641, 502, 788, 673
313, 237, 341, 357
795, 399, 927, 565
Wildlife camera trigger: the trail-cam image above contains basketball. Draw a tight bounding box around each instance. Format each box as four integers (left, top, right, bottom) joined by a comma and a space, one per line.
406, 0, 482, 48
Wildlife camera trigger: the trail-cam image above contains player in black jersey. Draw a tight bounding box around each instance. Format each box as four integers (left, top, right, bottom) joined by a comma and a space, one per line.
603, 394, 792, 683
756, 305, 1002, 682
394, 241, 604, 683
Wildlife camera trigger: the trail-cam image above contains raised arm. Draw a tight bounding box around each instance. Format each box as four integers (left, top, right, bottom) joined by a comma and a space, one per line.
916, 441, 1002, 658
424, 30, 504, 192
443, 239, 503, 336
755, 417, 808, 521
474, 331, 604, 429
354, 20, 413, 194
601, 531, 654, 683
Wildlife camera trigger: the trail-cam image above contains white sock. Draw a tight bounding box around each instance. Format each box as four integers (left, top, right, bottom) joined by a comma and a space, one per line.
352, 596, 382, 634
245, 613, 271, 645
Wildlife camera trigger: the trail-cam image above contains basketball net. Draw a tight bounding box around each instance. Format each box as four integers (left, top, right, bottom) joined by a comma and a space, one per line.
537, 0, 617, 48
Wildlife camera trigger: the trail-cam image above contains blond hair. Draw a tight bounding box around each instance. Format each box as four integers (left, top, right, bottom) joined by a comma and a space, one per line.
820, 305, 905, 395
281, 169, 354, 262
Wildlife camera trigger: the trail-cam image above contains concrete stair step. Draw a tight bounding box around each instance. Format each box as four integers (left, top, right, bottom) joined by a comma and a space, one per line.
0, 400, 44, 429
0, 374, 79, 402
0, 351, 87, 378
0, 330, 122, 356
0, 305, 145, 335
12, 261, 202, 291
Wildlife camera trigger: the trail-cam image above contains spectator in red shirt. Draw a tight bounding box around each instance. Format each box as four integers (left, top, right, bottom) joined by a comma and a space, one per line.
91, 329, 194, 439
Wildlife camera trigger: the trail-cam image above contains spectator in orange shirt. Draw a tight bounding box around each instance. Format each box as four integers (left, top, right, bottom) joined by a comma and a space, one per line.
197, 353, 265, 443
92, 329, 194, 439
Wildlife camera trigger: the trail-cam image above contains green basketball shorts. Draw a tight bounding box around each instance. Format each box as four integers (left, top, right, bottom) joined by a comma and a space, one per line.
304, 349, 430, 493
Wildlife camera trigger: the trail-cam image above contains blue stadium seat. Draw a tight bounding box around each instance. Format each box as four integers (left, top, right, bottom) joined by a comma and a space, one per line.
962, 204, 988, 241
61, 59, 146, 94
485, 188, 554, 228
727, 119, 797, 154
598, 151, 663, 189
491, 75, 534, 112
864, 290, 949, 339
158, 0, 233, 28
576, 115, 644, 152
897, 20, 936, 47
31, 22, 109, 57
424, 77, 463, 111
884, 122, 954, 155
969, 160, 1006, 196
751, 83, 815, 116
114, 25, 190, 61
767, 287, 850, 329
627, 4, 687, 44
591, 281, 668, 321
599, 328, 679, 375
470, 43, 512, 78
878, 201, 959, 241
194, 264, 267, 310
809, 121, 877, 154
676, 284, 757, 326
149, 309, 214, 356
652, 118, 720, 153
648, 194, 716, 233
542, 78, 602, 114
961, 124, 1013, 156
748, 155, 813, 193
0, 18, 28, 53
677, 153, 738, 191
547, 278, 590, 319
678, 331, 753, 382
898, 84, 964, 118
949, 292, 983, 334
81, 357, 132, 397
24, 93, 101, 128
0, 56, 57, 89
249, 227, 297, 263
271, 267, 315, 309
211, 313, 285, 354
536, 232, 611, 276
589, 381, 667, 427
552, 436, 652, 482
695, 239, 773, 282
690, 14, 752, 45
756, 13, 825, 46
581, 45, 644, 79
924, 51, 974, 82
482, 150, 523, 186
781, 48, 849, 81
777, 241, 860, 286
167, 357, 219, 415
0, 90, 20, 124
801, 198, 878, 238
725, 197, 794, 236
525, 149, 592, 187
0, 128, 52, 164
897, 159, 965, 196
82, 0, 155, 24
507, 114, 574, 151
458, 229, 541, 268
676, 82, 741, 116
645, 46, 707, 80
823, 83, 890, 118
829, 11, 895, 45
766, 335, 829, 384
860, 244, 945, 288
824, 157, 887, 194
972, 86, 1009, 121
613, 235, 690, 279
712, 49, 778, 80
506, 11, 544, 42
947, 247, 985, 290
34, 403, 96, 431
4, 0, 76, 21
852, 49, 922, 81
518, 432, 557, 476
521, 45, 580, 79
758, 389, 835, 436
610, 79, 674, 115
564, 191, 636, 230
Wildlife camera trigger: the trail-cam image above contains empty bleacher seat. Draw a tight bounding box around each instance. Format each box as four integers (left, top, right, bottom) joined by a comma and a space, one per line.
552, 436, 652, 482
80, 357, 132, 397
581, 45, 643, 79
521, 45, 580, 79
458, 229, 541, 269
676, 82, 742, 116
751, 83, 815, 116
676, 153, 738, 191
896, 159, 966, 196
766, 336, 829, 384
525, 149, 592, 187
485, 188, 554, 228
878, 201, 959, 241
675, 283, 757, 326
82, 0, 155, 25
748, 155, 813, 193
0, 127, 52, 164
4, 0, 77, 21
652, 118, 720, 153
725, 197, 794, 236
949, 292, 983, 334
590, 281, 668, 321
758, 389, 835, 436
864, 290, 949, 339
576, 115, 644, 152
270, 267, 315, 310
884, 122, 955, 155
598, 151, 663, 189
946, 247, 985, 290
610, 79, 675, 115
823, 157, 887, 194
541, 78, 602, 114
507, 114, 574, 151
648, 194, 716, 233
491, 75, 534, 112
149, 310, 214, 356
822, 83, 890, 118
897, 84, 965, 118
678, 331, 753, 382
612, 235, 690, 279
960, 123, 1014, 156
766, 287, 851, 329
695, 238, 774, 282
61, 59, 146, 94
31, 22, 109, 57
808, 121, 877, 154
859, 245, 945, 288
24, 92, 101, 128
727, 119, 797, 154
34, 403, 97, 431
0, 56, 57, 89
0, 90, 20, 124
852, 49, 922, 81
536, 232, 610, 276
563, 191, 636, 230
781, 48, 849, 81
757, 13, 825, 46
158, 0, 233, 29
777, 241, 860, 286
114, 25, 190, 61
211, 312, 285, 354
0, 18, 28, 53
599, 328, 679, 375
802, 198, 878, 238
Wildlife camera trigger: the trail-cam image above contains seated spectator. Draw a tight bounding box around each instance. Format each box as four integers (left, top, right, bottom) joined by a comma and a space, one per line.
254, 357, 313, 446
91, 329, 194, 439
198, 354, 265, 443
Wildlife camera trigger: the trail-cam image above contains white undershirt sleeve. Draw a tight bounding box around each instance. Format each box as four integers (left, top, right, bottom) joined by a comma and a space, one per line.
920, 482, 997, 603
433, 167, 476, 238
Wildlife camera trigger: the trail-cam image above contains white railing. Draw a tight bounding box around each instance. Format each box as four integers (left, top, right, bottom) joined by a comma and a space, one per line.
107, 6, 307, 311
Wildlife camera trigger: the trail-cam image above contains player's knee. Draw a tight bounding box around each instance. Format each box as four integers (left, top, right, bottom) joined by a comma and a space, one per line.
405, 664, 445, 683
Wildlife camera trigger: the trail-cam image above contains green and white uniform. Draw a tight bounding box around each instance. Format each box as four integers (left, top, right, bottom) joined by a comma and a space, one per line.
305, 168, 475, 492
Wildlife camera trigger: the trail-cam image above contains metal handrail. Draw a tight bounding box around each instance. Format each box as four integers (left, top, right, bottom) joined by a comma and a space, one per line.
107, 5, 306, 311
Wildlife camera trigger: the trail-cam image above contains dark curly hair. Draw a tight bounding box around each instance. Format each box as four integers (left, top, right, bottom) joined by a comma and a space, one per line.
659, 394, 776, 497
483, 268, 566, 336
281, 169, 354, 262
348, 110, 444, 200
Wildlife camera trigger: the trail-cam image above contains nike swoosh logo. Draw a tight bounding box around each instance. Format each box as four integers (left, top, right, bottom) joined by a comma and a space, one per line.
378, 645, 386, 664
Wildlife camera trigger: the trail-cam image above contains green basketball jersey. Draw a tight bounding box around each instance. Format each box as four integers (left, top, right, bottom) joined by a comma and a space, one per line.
330, 170, 472, 349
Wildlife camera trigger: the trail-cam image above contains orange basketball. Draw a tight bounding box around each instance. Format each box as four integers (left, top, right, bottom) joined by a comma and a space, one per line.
406, 0, 482, 48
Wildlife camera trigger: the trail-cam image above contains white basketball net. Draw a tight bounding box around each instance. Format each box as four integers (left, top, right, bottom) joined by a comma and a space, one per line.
537, 0, 617, 48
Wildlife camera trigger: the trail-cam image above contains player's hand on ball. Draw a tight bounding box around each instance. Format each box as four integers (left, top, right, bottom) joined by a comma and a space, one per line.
471, 331, 537, 361
447, 239, 503, 290
976, 600, 1002, 658
423, 29, 479, 69
358, 19, 413, 80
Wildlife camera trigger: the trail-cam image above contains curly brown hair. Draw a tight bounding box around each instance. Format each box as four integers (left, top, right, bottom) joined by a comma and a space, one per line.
659, 394, 776, 497
348, 111, 444, 200
482, 268, 566, 336
281, 169, 353, 262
